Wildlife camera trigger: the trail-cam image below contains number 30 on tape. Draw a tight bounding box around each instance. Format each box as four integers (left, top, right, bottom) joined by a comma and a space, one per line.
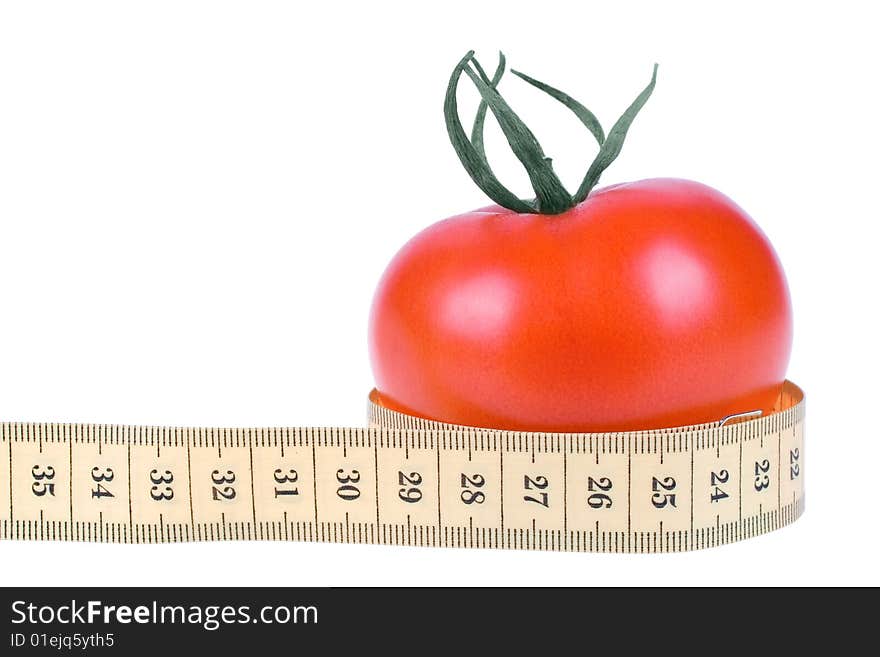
0, 382, 804, 552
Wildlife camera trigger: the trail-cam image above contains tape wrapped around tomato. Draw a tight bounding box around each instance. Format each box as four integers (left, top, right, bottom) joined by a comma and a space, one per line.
367, 380, 805, 552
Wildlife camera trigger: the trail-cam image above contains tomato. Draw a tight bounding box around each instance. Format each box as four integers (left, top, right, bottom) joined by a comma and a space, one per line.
368, 178, 792, 431
368, 52, 792, 431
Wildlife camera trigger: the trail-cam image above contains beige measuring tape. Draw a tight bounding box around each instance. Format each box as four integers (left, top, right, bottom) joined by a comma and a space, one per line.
0, 381, 804, 552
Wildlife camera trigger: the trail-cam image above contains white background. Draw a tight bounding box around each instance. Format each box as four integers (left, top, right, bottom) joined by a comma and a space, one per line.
0, 1, 877, 586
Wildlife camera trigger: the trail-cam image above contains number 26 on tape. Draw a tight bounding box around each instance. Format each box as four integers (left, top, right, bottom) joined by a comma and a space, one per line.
588, 476, 613, 509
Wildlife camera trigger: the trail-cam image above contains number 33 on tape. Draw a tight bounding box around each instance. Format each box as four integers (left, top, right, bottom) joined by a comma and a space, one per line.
0, 382, 804, 552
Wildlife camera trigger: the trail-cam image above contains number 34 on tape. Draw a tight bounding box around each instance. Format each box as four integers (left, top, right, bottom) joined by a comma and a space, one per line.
0, 382, 805, 553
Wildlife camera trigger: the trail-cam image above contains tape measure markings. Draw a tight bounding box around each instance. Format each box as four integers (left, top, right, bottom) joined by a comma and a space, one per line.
0, 382, 804, 552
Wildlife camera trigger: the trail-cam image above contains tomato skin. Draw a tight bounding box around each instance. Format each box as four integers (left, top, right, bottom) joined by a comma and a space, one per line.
368, 178, 792, 431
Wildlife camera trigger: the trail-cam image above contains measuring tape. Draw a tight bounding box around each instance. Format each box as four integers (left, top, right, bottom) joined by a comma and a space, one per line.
0, 381, 804, 552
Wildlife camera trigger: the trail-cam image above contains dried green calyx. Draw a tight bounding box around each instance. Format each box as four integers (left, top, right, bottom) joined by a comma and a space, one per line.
444, 51, 658, 215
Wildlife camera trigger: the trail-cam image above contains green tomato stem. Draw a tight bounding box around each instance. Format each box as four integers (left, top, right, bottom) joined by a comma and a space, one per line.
444, 53, 658, 215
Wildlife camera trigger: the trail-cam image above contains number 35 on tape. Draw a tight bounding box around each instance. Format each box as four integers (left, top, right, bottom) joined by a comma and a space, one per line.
0, 382, 804, 552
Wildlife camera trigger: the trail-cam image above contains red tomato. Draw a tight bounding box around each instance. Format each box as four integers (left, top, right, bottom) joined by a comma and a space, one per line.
368, 178, 792, 431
